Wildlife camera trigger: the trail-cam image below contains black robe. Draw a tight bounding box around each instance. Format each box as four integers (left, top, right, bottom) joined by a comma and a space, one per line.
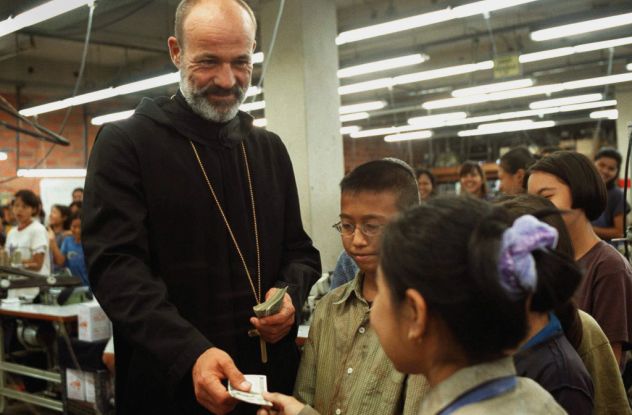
82, 92, 321, 414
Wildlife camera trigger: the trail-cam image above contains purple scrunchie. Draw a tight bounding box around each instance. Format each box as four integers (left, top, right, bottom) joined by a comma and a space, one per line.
497, 214, 558, 298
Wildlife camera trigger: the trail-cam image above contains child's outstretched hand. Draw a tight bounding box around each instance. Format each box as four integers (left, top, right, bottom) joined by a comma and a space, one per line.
257, 392, 306, 415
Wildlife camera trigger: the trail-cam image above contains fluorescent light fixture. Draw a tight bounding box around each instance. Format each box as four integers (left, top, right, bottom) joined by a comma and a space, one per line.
252, 52, 264, 64
91, 110, 134, 126
350, 124, 422, 139
384, 130, 433, 142
20, 74, 262, 116
338, 54, 429, 78
0, 152, 7, 161
590, 109, 618, 119
563, 72, 632, 90
408, 112, 467, 126
253, 118, 267, 127
340, 112, 370, 122
338, 61, 494, 96
452, 79, 534, 97
239, 100, 265, 112
339, 100, 387, 114
520, 36, 632, 63
0, 0, 93, 38
340, 125, 361, 135
458, 120, 555, 137
627, 63, 632, 71
558, 100, 617, 112
17, 168, 87, 178
529, 93, 603, 109
478, 119, 536, 131
531, 12, 632, 41
335, 0, 538, 45
422, 95, 491, 110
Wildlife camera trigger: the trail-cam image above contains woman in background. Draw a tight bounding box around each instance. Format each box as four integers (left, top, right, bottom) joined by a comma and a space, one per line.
49, 211, 88, 286
416, 168, 437, 201
48, 204, 71, 273
591, 147, 630, 241
459, 161, 489, 199
498, 147, 535, 195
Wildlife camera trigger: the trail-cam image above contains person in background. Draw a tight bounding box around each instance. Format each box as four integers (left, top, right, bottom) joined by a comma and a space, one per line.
498, 194, 593, 413
416, 168, 437, 201
591, 147, 630, 241
459, 160, 490, 199
261, 196, 569, 414
49, 211, 88, 286
528, 151, 632, 368
69, 201, 82, 216
72, 187, 84, 203
47, 204, 71, 273
539, 146, 561, 158
498, 147, 535, 195
293, 159, 427, 415
4, 190, 50, 275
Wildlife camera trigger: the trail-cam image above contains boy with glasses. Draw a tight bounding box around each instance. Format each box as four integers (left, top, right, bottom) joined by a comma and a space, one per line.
293, 159, 428, 415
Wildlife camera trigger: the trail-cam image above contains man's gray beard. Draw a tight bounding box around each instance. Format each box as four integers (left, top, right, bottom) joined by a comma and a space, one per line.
179, 74, 244, 123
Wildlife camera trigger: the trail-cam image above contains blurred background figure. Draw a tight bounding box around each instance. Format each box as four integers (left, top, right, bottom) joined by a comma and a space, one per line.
498, 147, 536, 195
72, 187, 84, 203
459, 160, 490, 199
416, 168, 437, 201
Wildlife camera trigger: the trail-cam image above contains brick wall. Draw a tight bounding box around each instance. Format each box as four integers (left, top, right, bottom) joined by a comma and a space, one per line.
0, 93, 99, 200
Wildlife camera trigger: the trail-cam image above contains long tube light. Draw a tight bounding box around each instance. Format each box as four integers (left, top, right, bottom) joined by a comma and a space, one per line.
423, 72, 632, 110
338, 54, 429, 78
628, 63, 632, 71
451, 79, 533, 97
340, 112, 369, 122
0, 0, 93, 39
590, 109, 618, 120
531, 12, 632, 42
384, 130, 433, 142
339, 101, 386, 114
350, 124, 425, 139
458, 120, 555, 137
529, 93, 603, 109
340, 125, 361, 135
336, 0, 539, 45
91, 110, 135, 126
408, 112, 467, 127
17, 168, 87, 178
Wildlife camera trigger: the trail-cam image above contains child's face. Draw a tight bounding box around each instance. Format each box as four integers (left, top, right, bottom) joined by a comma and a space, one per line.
70, 218, 81, 240
12, 197, 35, 225
49, 207, 63, 226
339, 191, 399, 277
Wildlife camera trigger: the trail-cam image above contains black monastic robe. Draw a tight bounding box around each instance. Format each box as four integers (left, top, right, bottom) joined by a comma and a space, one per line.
82, 91, 321, 414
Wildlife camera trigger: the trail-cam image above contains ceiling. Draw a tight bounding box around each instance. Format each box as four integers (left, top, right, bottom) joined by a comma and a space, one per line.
0, 0, 631, 157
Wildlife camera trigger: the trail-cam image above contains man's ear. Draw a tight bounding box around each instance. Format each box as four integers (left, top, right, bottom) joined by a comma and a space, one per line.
404, 288, 427, 343
167, 36, 182, 67
515, 168, 526, 184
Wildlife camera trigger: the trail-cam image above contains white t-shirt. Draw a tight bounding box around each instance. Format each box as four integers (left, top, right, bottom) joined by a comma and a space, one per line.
5, 220, 50, 276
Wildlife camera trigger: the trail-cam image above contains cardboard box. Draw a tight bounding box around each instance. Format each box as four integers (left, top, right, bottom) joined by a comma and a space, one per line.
78, 301, 112, 342
66, 369, 85, 401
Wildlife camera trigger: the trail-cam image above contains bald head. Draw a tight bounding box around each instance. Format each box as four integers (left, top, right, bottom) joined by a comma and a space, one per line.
174, 0, 256, 50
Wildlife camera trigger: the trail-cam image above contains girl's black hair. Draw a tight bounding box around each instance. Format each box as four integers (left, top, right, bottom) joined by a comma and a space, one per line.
69, 210, 82, 222
459, 161, 488, 196
380, 195, 582, 363
500, 147, 536, 175
52, 204, 72, 230
528, 151, 607, 221
594, 147, 622, 189
14, 189, 40, 216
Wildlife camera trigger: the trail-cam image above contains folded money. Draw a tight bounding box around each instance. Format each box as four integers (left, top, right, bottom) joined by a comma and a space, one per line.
228, 374, 272, 406
252, 286, 287, 317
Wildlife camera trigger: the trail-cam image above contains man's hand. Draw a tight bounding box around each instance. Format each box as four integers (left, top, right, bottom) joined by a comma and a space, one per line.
250, 288, 295, 344
256, 392, 306, 415
192, 347, 251, 415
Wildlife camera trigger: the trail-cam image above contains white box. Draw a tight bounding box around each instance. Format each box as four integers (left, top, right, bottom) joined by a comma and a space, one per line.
66, 369, 85, 401
84, 372, 96, 403
78, 301, 112, 342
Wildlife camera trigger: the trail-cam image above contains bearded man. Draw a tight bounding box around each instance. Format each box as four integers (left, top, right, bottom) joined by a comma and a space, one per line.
82, 1, 321, 414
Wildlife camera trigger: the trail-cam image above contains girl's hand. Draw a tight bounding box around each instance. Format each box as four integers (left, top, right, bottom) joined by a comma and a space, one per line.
257, 392, 305, 415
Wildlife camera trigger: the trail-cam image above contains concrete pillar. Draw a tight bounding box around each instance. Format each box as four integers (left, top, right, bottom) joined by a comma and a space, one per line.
260, 0, 343, 271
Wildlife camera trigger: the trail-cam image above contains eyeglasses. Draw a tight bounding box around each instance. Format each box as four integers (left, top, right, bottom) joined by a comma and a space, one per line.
332, 221, 385, 238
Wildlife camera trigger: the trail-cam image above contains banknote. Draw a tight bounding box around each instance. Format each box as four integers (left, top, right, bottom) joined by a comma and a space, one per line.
228, 374, 272, 406
252, 286, 287, 317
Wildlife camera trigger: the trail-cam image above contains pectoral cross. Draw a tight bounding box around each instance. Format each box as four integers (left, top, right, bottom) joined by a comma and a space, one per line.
248, 329, 268, 363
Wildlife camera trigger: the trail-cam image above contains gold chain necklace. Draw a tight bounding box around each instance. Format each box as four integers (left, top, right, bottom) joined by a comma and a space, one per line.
189, 139, 262, 305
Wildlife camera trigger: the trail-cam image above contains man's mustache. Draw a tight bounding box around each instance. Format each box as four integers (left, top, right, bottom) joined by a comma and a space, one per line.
195, 83, 244, 100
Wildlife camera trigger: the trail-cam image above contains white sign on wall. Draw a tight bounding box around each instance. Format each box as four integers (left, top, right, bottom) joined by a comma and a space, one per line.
39, 178, 85, 221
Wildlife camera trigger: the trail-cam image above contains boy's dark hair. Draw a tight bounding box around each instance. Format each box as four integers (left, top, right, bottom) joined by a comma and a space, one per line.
14, 190, 40, 215
340, 159, 420, 210
594, 147, 622, 188
500, 147, 536, 175
72, 187, 84, 194
459, 160, 488, 195
70, 210, 82, 222
52, 204, 72, 230
528, 151, 607, 221
69, 201, 83, 211
380, 195, 581, 363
